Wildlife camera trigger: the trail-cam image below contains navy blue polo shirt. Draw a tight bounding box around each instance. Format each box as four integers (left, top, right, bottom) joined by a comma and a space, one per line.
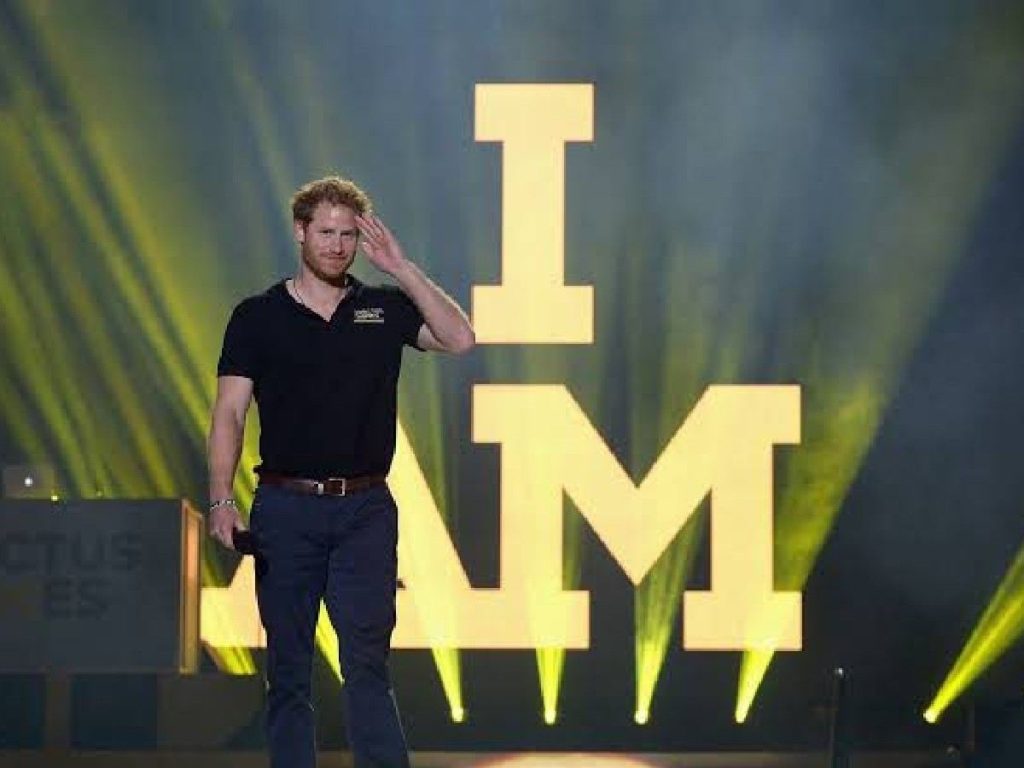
217, 276, 424, 478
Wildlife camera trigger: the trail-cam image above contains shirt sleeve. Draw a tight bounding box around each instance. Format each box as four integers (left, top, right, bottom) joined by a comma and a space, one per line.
390, 288, 425, 350
217, 301, 261, 378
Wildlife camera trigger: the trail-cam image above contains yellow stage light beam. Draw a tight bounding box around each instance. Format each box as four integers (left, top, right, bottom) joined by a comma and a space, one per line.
6, 2, 260, 672
17, 107, 197, 495
387, 96, 466, 708
733, 24, 1024, 719
634, 519, 703, 721
736, 379, 882, 722
389, 422, 464, 726
20, 0, 466, 692
631, 247, 715, 721
0, 140, 104, 494
0, 20, 209, 452
0, 368, 50, 474
631, 233, 760, 722
924, 537, 1024, 723
32, 109, 212, 430
3, 124, 255, 670
1, 81, 213, 497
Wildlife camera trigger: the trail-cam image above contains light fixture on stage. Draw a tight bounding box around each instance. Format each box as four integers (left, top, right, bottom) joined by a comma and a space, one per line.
451, 705, 465, 723
924, 541, 1024, 723
633, 708, 649, 725
2, 463, 57, 500
543, 707, 556, 725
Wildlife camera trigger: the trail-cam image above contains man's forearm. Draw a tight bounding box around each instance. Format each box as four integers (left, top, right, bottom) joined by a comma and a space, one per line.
392, 261, 474, 352
208, 412, 245, 501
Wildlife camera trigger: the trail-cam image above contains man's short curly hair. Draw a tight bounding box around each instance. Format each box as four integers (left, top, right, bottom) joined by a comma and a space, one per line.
290, 176, 373, 224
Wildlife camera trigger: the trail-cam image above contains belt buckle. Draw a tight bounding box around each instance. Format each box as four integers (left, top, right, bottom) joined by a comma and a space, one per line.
325, 477, 347, 497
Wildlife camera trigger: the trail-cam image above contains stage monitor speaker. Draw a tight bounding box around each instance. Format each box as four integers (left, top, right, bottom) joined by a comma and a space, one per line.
0, 499, 202, 673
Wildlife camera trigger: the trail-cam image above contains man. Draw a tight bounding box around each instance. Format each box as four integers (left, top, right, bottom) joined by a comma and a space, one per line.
207, 176, 474, 768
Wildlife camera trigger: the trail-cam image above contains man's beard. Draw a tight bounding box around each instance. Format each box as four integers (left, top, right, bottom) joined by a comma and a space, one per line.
301, 250, 351, 286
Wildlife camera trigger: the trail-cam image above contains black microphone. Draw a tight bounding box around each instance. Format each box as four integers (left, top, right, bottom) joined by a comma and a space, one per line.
231, 527, 259, 556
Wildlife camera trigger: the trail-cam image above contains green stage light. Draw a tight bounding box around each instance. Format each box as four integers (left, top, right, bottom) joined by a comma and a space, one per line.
735, 652, 767, 723
538, 646, 566, 732
924, 540, 1024, 723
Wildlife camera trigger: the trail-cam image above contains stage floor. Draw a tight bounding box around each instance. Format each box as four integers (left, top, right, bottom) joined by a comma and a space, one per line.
0, 751, 956, 768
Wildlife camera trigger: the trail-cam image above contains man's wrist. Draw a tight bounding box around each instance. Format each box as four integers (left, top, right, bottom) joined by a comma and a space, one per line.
390, 259, 418, 284
208, 497, 237, 514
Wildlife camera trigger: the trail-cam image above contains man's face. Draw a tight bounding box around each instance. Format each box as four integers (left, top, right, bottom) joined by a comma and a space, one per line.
295, 202, 360, 281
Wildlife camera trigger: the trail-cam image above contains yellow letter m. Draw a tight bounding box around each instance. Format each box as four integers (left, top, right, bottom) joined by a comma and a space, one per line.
472, 384, 802, 652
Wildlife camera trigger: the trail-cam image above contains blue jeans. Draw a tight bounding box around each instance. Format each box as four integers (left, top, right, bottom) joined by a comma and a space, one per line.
250, 483, 410, 768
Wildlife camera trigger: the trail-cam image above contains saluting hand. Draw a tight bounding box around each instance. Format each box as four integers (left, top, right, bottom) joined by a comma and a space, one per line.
355, 214, 408, 276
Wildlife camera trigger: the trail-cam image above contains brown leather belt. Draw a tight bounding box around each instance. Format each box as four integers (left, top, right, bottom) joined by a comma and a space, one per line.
258, 472, 387, 497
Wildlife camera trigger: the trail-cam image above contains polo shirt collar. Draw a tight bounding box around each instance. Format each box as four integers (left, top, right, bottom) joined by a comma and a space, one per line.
272, 274, 365, 312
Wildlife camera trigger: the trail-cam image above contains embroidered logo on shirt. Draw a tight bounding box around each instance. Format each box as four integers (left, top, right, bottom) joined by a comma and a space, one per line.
353, 307, 385, 324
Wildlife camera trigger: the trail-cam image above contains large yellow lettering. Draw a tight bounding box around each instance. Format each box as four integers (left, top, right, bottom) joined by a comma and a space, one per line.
473, 84, 594, 344
391, 422, 588, 648
473, 384, 802, 651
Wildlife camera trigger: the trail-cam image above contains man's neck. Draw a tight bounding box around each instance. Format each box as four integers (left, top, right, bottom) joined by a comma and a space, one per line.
290, 270, 350, 322
295, 269, 348, 306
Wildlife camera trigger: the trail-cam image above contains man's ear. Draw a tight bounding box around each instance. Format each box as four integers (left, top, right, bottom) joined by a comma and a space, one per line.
293, 220, 306, 244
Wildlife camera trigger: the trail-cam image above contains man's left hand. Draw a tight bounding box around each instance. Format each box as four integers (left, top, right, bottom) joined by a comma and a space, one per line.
356, 214, 408, 276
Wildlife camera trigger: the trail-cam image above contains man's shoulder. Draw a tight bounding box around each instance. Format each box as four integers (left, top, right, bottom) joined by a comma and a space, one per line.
231, 282, 285, 319
355, 279, 398, 299
354, 280, 411, 308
